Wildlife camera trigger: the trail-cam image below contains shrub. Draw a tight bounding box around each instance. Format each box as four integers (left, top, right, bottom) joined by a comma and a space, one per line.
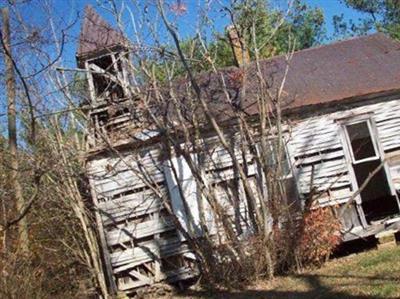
297, 207, 342, 266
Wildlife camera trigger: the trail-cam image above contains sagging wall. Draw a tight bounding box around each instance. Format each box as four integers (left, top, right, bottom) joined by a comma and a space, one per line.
86, 134, 263, 293
287, 97, 400, 233
86, 145, 198, 293
86, 96, 400, 293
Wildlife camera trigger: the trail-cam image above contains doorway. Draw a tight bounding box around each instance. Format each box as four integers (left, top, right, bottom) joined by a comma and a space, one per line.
342, 118, 400, 223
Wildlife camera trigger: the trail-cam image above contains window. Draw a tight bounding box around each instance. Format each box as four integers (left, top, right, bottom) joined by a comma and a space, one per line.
345, 121, 378, 162
340, 117, 400, 223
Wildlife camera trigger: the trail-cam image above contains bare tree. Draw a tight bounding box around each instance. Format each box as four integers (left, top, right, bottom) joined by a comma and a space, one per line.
1, 6, 29, 253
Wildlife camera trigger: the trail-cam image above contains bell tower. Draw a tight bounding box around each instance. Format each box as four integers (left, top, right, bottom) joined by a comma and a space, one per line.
77, 5, 133, 149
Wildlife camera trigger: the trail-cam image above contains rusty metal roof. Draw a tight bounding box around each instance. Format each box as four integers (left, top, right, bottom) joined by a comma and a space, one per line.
163, 33, 400, 123
77, 5, 128, 60
242, 33, 400, 115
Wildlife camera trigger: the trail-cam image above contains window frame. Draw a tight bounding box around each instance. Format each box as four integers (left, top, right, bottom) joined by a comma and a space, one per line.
343, 118, 380, 164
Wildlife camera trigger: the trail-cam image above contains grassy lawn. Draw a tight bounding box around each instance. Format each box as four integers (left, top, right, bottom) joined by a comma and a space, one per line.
168, 245, 400, 299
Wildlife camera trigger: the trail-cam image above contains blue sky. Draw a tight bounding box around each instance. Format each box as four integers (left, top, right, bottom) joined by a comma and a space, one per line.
43, 0, 370, 68
0, 0, 372, 72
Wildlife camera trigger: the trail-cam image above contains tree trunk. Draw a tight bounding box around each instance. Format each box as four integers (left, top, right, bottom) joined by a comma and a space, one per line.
1, 7, 29, 253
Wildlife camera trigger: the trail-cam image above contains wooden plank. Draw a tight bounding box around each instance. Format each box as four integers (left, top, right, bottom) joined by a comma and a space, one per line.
93, 173, 165, 198
87, 147, 162, 176
294, 150, 344, 166
128, 269, 153, 284
111, 238, 190, 270
106, 218, 175, 246
99, 187, 166, 209
293, 139, 342, 156
117, 277, 149, 291
160, 266, 198, 283
99, 202, 162, 226
297, 160, 347, 179
88, 176, 118, 294
164, 155, 202, 238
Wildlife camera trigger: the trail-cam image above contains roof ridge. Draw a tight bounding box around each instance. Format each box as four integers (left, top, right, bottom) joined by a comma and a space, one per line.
195, 33, 398, 79
260, 32, 397, 64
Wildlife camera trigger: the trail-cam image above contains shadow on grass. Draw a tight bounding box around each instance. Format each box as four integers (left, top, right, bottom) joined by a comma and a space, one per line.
174, 273, 399, 299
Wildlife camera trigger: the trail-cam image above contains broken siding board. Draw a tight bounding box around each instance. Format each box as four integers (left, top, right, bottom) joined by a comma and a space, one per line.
288, 97, 400, 207
297, 159, 347, 176
92, 172, 165, 199
98, 191, 166, 225
294, 149, 344, 166
110, 238, 191, 268
118, 267, 197, 292
315, 187, 353, 207
293, 140, 343, 156
87, 147, 162, 176
88, 152, 165, 200
88, 144, 198, 294
106, 217, 176, 246
206, 163, 257, 183
298, 182, 350, 195
98, 186, 167, 207
88, 173, 118, 294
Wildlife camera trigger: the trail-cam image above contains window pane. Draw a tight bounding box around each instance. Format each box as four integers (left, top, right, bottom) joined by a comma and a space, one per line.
346, 122, 376, 161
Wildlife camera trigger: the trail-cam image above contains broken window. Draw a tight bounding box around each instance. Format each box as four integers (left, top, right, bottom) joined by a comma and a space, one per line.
346, 121, 378, 162
86, 53, 126, 102
342, 118, 400, 223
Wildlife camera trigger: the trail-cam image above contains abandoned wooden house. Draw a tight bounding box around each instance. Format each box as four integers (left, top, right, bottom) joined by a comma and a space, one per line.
78, 6, 400, 295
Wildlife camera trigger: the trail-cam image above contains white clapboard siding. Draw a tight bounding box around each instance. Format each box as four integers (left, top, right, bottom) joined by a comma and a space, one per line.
202, 136, 256, 172
298, 176, 351, 194
106, 217, 175, 246
88, 144, 198, 294
297, 159, 347, 177
294, 149, 344, 166
293, 139, 342, 156
98, 188, 166, 225
110, 238, 190, 269
87, 147, 161, 175
289, 97, 400, 207
315, 187, 353, 207
92, 172, 165, 198
206, 163, 257, 184
203, 147, 243, 170
88, 148, 165, 199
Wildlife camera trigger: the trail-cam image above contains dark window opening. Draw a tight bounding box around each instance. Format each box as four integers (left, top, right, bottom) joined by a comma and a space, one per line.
354, 160, 399, 223
89, 54, 125, 100
92, 55, 115, 74
344, 120, 399, 223
346, 122, 376, 161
